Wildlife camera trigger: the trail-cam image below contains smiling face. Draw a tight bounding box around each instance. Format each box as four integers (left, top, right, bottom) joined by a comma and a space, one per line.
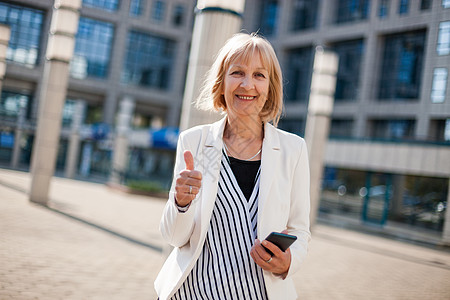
222, 53, 270, 122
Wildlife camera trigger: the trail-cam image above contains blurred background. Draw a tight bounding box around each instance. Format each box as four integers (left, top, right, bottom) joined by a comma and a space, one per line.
1, 0, 449, 245
0, 0, 450, 299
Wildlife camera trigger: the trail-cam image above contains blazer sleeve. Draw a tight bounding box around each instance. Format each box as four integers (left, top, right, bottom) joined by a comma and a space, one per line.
159, 132, 199, 248
285, 137, 311, 278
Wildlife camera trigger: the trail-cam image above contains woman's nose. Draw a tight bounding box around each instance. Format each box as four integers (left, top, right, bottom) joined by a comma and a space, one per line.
240, 75, 254, 89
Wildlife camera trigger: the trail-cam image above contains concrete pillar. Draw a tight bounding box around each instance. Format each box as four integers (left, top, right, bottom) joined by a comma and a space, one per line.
64, 100, 86, 178
109, 96, 135, 185
11, 100, 27, 169
179, 0, 245, 130
29, 0, 81, 204
305, 47, 339, 227
443, 178, 450, 246
0, 24, 10, 94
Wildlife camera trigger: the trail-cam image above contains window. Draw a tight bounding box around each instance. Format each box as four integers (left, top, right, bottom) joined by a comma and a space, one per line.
444, 0, 450, 9
331, 39, 364, 101
335, 0, 370, 24
291, 0, 318, 31
122, 31, 175, 90
130, 0, 144, 16
82, 0, 119, 12
398, 0, 409, 14
431, 68, 448, 103
258, 0, 279, 36
172, 4, 185, 26
370, 119, 415, 140
0, 3, 43, 67
330, 119, 354, 138
378, 0, 389, 18
378, 31, 426, 100
429, 119, 450, 141
278, 118, 305, 136
152, 0, 165, 21
70, 18, 114, 79
0, 90, 30, 120
437, 21, 450, 56
420, 0, 432, 10
285, 47, 314, 102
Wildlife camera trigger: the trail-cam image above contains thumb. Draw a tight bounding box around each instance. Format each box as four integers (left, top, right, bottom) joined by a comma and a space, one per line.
281, 229, 289, 234
184, 150, 195, 171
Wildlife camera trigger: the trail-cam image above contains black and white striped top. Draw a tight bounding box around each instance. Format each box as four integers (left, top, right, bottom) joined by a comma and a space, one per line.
171, 152, 268, 300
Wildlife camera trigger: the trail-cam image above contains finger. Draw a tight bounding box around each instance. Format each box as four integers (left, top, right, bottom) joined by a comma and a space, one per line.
184, 150, 195, 171
254, 239, 272, 261
261, 240, 283, 257
281, 229, 289, 234
250, 244, 268, 268
177, 176, 202, 188
179, 170, 202, 180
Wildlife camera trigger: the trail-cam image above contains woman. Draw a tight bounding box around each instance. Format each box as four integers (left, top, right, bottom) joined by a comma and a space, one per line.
155, 33, 311, 300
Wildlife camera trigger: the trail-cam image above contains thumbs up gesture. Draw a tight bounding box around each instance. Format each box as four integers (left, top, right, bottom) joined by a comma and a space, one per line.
174, 150, 203, 207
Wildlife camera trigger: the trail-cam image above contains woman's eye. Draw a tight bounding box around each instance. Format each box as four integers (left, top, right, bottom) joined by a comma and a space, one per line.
231, 71, 243, 75
255, 73, 266, 78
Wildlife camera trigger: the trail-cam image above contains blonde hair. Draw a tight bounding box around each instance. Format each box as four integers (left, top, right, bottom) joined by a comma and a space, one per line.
196, 33, 283, 126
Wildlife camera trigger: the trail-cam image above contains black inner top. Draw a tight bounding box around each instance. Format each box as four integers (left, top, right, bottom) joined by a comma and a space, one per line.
228, 156, 261, 201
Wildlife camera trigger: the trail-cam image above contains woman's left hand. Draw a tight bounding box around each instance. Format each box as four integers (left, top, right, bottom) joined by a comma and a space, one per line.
250, 233, 291, 278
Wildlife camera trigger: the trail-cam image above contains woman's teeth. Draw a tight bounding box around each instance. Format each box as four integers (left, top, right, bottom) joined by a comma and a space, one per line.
238, 96, 255, 100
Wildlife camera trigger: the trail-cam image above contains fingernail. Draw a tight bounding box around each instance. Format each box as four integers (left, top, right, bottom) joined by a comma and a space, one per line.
262, 240, 267, 246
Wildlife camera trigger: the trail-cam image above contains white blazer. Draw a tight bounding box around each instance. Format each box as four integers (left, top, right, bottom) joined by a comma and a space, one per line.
155, 117, 311, 300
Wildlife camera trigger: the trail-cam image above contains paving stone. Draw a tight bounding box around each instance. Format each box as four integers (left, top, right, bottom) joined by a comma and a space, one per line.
0, 168, 449, 299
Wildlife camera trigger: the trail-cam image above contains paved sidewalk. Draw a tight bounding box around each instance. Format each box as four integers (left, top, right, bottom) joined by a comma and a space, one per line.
1, 168, 450, 299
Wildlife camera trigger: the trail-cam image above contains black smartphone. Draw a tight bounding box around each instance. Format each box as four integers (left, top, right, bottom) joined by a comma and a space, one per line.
263, 232, 297, 256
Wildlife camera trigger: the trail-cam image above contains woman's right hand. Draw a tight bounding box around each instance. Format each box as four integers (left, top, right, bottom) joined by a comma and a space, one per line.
174, 150, 202, 207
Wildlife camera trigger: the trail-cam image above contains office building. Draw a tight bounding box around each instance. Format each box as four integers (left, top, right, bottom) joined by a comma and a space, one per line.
0, 0, 449, 243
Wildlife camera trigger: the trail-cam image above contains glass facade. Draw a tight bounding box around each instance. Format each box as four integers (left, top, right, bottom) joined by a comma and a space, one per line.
378, 0, 389, 18
70, 17, 114, 79
285, 47, 314, 102
336, 0, 370, 24
278, 118, 305, 137
321, 168, 448, 231
437, 21, 450, 56
0, 90, 30, 121
420, 0, 432, 10
330, 119, 354, 138
258, 0, 279, 36
444, 0, 450, 9
0, 3, 43, 67
291, 0, 318, 31
130, 0, 144, 16
172, 4, 185, 26
378, 31, 426, 100
370, 119, 415, 140
122, 31, 175, 89
431, 68, 448, 103
82, 0, 119, 12
152, 0, 165, 21
398, 0, 409, 14
331, 39, 364, 101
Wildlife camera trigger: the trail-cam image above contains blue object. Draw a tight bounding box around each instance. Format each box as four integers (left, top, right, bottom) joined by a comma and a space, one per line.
150, 127, 179, 149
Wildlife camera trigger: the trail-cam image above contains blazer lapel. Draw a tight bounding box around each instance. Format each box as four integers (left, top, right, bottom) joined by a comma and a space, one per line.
258, 123, 281, 233
199, 117, 227, 235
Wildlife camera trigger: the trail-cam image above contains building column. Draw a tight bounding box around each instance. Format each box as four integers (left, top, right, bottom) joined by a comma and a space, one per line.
29, 0, 81, 204
443, 178, 450, 246
109, 96, 135, 185
179, 0, 245, 130
305, 47, 339, 227
64, 100, 86, 178
0, 24, 10, 95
